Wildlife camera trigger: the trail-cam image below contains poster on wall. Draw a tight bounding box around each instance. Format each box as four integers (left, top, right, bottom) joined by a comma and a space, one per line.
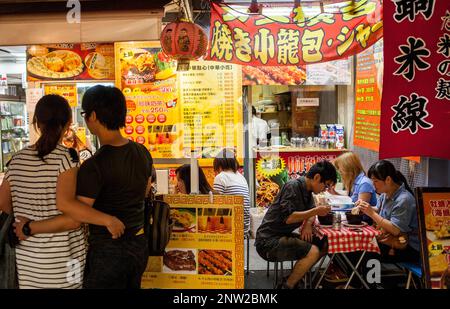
206, 1, 383, 66
305, 59, 352, 85
416, 188, 450, 289
44, 84, 78, 107
380, 1, 450, 160
242, 66, 306, 86
178, 61, 243, 160
26, 43, 115, 81
255, 151, 345, 207
141, 194, 244, 289
353, 39, 383, 152
115, 41, 180, 158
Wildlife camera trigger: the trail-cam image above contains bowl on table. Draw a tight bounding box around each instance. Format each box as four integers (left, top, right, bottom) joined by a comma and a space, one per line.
345, 211, 363, 225
318, 212, 334, 226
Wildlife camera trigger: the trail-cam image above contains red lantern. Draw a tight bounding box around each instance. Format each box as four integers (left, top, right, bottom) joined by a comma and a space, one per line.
160, 20, 208, 71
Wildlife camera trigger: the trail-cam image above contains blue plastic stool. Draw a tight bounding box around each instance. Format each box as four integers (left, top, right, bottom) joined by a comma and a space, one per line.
397, 262, 422, 289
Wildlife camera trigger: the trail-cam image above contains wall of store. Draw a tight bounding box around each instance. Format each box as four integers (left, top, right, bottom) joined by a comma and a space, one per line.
428, 159, 450, 187
0, 62, 26, 75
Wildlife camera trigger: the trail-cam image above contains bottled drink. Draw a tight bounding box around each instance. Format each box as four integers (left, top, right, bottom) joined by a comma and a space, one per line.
333, 212, 341, 230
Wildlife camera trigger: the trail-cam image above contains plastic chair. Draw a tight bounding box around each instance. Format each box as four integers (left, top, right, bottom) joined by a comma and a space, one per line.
397, 262, 422, 289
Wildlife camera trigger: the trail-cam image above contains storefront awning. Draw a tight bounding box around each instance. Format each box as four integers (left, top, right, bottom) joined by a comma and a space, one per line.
0, 10, 163, 45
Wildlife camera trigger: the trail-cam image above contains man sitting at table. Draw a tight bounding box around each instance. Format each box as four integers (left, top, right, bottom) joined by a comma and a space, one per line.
255, 161, 337, 289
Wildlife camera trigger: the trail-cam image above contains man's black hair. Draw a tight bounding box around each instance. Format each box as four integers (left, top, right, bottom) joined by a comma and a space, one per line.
252, 106, 257, 115
306, 160, 337, 184
82, 85, 127, 130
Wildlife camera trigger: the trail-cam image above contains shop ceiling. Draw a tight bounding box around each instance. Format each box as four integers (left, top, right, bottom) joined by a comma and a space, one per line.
0, 0, 172, 45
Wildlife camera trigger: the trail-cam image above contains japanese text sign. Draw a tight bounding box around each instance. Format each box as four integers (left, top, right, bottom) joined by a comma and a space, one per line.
44, 84, 78, 108
416, 188, 450, 289
380, 0, 450, 160
206, 0, 383, 66
354, 39, 383, 151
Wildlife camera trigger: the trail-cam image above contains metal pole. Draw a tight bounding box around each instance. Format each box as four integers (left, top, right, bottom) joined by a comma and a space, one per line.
190, 149, 199, 194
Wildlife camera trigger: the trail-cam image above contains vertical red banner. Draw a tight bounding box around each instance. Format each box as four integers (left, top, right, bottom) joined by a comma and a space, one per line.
380, 1, 450, 160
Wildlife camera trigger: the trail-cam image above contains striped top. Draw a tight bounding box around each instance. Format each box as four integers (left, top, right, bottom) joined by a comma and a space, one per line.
213, 171, 250, 234
6, 145, 87, 289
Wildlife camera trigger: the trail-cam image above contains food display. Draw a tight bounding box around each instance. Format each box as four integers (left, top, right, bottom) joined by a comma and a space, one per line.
243, 66, 306, 85
141, 195, 244, 289
28, 50, 83, 79
163, 250, 196, 271
256, 172, 280, 208
115, 42, 180, 159
417, 190, 450, 289
430, 254, 448, 277
171, 209, 196, 232
426, 213, 447, 231
84, 52, 114, 80
198, 250, 232, 276
435, 225, 450, 239
119, 48, 175, 87
27, 43, 115, 81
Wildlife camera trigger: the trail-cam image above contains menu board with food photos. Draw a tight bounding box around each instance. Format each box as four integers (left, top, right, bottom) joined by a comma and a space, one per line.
141, 194, 244, 289
27, 43, 115, 81
416, 188, 450, 289
115, 41, 180, 158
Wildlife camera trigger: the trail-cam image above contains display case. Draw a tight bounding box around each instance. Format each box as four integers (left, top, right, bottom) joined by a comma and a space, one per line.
0, 98, 29, 171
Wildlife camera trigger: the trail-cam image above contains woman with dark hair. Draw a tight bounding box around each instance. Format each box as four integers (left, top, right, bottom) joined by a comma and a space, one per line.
175, 164, 212, 194
356, 160, 420, 262
213, 149, 250, 234
0, 95, 123, 289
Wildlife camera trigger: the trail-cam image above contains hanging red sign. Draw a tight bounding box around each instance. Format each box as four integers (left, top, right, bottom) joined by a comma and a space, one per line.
206, 0, 383, 66
380, 0, 450, 160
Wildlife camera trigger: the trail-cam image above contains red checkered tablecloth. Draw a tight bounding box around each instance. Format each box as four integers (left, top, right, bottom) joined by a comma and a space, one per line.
315, 224, 382, 254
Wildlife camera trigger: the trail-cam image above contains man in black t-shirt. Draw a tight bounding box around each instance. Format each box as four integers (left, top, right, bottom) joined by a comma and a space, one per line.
67, 85, 152, 289
255, 161, 337, 289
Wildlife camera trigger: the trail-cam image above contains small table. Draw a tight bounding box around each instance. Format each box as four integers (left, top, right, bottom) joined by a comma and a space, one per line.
313, 223, 381, 289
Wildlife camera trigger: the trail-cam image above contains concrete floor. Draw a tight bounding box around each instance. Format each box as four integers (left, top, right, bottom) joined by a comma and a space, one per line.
243, 238, 415, 289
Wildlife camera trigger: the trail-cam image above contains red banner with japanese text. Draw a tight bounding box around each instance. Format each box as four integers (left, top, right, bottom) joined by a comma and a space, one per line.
206, 0, 383, 66
380, 0, 450, 160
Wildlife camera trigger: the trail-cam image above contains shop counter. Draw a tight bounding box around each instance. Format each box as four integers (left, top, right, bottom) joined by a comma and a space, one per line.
255, 146, 347, 153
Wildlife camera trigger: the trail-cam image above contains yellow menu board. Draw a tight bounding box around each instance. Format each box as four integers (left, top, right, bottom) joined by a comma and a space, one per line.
141, 194, 245, 289
115, 42, 180, 158
178, 61, 243, 160
44, 84, 78, 107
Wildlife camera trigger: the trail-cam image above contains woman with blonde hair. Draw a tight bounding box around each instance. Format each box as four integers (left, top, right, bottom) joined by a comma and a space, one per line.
330, 152, 377, 207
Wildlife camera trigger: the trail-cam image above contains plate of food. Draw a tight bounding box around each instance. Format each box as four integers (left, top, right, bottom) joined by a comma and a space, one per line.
163, 249, 197, 274
343, 221, 368, 228
171, 208, 196, 232
120, 49, 175, 85
27, 50, 84, 79
84, 52, 114, 80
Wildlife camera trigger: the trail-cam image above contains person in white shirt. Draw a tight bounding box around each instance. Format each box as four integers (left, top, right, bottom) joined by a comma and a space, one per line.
251, 106, 270, 148
213, 149, 250, 234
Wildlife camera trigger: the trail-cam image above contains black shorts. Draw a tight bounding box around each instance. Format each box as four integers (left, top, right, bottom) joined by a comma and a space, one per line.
256, 235, 326, 262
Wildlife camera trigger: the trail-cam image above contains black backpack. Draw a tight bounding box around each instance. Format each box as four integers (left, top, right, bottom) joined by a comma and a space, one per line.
144, 193, 174, 256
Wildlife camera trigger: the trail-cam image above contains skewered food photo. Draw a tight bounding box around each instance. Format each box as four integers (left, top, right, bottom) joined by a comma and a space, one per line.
198, 250, 233, 276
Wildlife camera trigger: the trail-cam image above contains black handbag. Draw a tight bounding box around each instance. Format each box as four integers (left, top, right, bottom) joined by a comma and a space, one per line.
144, 189, 174, 256
0, 212, 19, 288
